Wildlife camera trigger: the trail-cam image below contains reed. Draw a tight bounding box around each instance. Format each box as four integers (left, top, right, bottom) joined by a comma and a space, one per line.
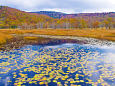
0, 32, 13, 44
24, 36, 39, 40
0, 28, 115, 45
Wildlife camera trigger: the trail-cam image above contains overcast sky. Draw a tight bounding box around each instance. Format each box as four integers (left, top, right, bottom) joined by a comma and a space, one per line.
0, 0, 115, 13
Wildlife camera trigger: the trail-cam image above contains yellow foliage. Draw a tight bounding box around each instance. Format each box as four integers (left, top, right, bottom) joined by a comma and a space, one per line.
39, 82, 44, 85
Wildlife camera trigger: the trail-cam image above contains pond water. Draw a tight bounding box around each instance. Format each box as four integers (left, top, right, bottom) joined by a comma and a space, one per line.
0, 38, 115, 86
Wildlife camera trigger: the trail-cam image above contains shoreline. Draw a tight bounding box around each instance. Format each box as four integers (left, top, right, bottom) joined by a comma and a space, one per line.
0, 29, 115, 46
20, 34, 115, 46
0, 33, 115, 51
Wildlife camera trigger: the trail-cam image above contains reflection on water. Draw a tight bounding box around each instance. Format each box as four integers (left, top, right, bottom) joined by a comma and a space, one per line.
0, 38, 115, 86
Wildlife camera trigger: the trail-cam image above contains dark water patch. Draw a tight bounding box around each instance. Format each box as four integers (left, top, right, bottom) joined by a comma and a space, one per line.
0, 36, 87, 51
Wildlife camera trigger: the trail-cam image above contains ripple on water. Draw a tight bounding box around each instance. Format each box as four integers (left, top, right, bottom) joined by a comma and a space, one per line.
0, 42, 115, 86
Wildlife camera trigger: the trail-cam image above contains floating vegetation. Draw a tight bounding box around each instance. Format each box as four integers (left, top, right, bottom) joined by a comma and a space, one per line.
0, 43, 115, 86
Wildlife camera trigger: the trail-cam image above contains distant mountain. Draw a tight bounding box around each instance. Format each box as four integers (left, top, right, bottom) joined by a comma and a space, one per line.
64, 12, 115, 18
31, 11, 66, 19
31, 11, 115, 19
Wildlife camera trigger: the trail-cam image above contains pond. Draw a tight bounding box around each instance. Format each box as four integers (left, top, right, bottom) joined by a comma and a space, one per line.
0, 37, 115, 86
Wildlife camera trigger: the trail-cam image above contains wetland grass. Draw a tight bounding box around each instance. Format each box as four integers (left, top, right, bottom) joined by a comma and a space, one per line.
0, 28, 115, 46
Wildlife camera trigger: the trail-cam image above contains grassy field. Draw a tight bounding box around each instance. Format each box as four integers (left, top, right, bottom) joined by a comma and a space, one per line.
0, 28, 115, 45
0, 32, 13, 45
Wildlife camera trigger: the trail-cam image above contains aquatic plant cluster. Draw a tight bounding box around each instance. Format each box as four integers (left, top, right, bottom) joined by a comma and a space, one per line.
0, 44, 114, 86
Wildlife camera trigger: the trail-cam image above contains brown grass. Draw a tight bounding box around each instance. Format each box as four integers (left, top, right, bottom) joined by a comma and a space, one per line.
0, 28, 115, 45
0, 32, 13, 44
24, 36, 39, 40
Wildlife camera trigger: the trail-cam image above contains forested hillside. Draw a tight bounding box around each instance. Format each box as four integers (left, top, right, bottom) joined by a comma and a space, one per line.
0, 6, 53, 29
0, 6, 115, 29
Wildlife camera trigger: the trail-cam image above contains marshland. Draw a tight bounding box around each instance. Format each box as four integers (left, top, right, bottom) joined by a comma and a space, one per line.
0, 2, 115, 86
0, 28, 115, 86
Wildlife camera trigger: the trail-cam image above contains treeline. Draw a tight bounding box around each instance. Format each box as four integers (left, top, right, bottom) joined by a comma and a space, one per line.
20, 17, 115, 29
0, 6, 115, 29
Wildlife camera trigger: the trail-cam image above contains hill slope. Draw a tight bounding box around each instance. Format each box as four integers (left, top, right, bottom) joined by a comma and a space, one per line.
0, 6, 53, 28
0, 6, 115, 29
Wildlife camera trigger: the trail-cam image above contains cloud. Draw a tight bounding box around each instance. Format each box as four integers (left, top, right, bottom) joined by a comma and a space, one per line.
0, 0, 55, 10
104, 53, 115, 64
82, 8, 115, 13
0, 0, 115, 13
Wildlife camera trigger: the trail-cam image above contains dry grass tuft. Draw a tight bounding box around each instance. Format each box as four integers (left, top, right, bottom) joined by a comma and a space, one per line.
0, 28, 115, 45
0, 32, 13, 44
24, 36, 39, 40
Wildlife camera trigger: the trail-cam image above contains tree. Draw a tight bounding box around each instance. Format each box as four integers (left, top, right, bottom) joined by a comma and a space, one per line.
69, 18, 78, 28
92, 21, 100, 28
103, 17, 113, 29
103, 20, 109, 29
79, 19, 88, 29
107, 17, 113, 29
0, 6, 6, 28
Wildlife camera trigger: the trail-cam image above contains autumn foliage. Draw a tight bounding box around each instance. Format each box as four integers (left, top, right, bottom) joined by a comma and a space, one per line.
0, 6, 115, 29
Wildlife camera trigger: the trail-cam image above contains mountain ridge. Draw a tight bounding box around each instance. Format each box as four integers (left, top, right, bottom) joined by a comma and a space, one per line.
31, 11, 115, 18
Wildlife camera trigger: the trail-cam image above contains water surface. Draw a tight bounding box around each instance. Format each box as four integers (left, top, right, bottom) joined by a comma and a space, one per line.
0, 38, 115, 86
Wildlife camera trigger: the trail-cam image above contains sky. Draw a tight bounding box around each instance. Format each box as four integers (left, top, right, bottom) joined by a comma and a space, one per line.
0, 0, 115, 14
